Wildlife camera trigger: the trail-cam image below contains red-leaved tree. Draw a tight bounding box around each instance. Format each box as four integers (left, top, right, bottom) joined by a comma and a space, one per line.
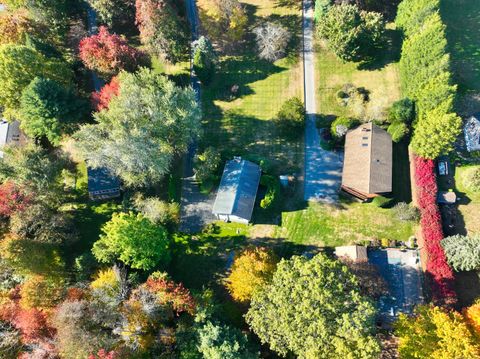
144, 276, 195, 315
0, 181, 31, 217
88, 349, 118, 359
79, 26, 147, 77
91, 76, 120, 111
414, 156, 456, 304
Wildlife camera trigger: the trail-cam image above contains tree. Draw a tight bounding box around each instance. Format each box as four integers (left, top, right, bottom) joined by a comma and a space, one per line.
0, 181, 31, 217
194, 147, 221, 183
135, 0, 189, 62
0, 44, 72, 116
464, 301, 480, 336
317, 4, 384, 62
91, 76, 120, 111
441, 234, 480, 272
79, 26, 147, 78
197, 321, 259, 359
330, 116, 358, 138
133, 195, 180, 228
88, 0, 135, 27
192, 36, 217, 84
19, 275, 65, 309
314, 0, 332, 22
275, 97, 305, 135
387, 98, 415, 124
0, 9, 37, 45
73, 68, 201, 186
226, 247, 278, 303
253, 22, 290, 62
200, 0, 248, 42
395, 0, 439, 37
245, 254, 380, 358
462, 167, 480, 192
395, 305, 480, 358
0, 320, 23, 359
19, 77, 87, 145
92, 212, 170, 270
410, 100, 461, 159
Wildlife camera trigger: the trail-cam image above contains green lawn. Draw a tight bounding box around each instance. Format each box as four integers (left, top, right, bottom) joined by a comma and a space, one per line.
198, 0, 303, 175
455, 165, 480, 234
315, 38, 401, 122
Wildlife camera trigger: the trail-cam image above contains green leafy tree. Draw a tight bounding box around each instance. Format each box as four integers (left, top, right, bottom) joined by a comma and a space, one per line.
0, 44, 72, 117
245, 254, 380, 358
275, 97, 305, 135
314, 0, 331, 22
197, 321, 259, 359
441, 234, 480, 271
410, 100, 461, 159
317, 4, 384, 62
19, 77, 87, 145
193, 36, 217, 84
92, 212, 170, 270
395, 305, 480, 358
330, 116, 358, 138
194, 147, 221, 183
395, 0, 439, 37
88, 0, 135, 27
73, 68, 201, 187
387, 121, 409, 142
387, 98, 415, 124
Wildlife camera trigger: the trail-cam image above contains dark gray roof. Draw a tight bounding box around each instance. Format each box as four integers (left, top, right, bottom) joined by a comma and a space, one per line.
212, 158, 261, 221
87, 167, 120, 193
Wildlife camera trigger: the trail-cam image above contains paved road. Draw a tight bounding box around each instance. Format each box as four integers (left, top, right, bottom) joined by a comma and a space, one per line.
302, 0, 343, 203
180, 0, 217, 232
86, 5, 103, 91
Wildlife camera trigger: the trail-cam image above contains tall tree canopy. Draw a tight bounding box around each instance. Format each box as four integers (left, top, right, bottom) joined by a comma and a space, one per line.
19, 77, 87, 145
441, 234, 480, 272
192, 36, 217, 84
316, 4, 384, 62
88, 0, 135, 27
135, 0, 189, 62
79, 26, 147, 78
73, 68, 201, 186
245, 254, 380, 358
395, 305, 480, 358
0, 44, 72, 117
92, 212, 170, 270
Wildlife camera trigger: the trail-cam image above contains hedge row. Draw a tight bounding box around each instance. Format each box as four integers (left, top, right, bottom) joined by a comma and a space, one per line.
396, 0, 461, 159
414, 156, 456, 304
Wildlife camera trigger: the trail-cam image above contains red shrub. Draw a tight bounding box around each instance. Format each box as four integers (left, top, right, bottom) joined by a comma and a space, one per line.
65, 287, 86, 302
79, 26, 146, 77
0, 181, 31, 217
89, 349, 118, 359
91, 76, 120, 111
414, 155, 456, 304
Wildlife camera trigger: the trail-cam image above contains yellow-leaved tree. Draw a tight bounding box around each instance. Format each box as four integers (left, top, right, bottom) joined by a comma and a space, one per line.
226, 247, 278, 303
396, 305, 480, 358
464, 301, 480, 336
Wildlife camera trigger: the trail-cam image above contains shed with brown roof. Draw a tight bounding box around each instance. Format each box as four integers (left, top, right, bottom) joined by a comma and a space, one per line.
341, 123, 392, 200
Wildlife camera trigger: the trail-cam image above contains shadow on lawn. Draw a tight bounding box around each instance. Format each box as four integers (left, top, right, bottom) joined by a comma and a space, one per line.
358, 29, 403, 71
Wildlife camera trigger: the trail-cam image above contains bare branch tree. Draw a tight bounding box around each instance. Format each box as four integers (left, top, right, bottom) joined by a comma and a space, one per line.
253, 22, 290, 62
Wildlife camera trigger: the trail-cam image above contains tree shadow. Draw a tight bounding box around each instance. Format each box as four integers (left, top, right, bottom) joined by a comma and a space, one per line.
274, 0, 302, 10
358, 29, 403, 71
454, 270, 480, 308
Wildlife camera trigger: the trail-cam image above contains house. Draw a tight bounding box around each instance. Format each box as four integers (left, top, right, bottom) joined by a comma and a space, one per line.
341, 123, 392, 200
87, 167, 121, 200
464, 113, 480, 152
0, 119, 24, 158
212, 157, 261, 224
335, 245, 368, 262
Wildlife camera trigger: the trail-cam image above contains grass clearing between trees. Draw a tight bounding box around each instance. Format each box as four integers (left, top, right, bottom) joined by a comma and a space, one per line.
455, 164, 480, 235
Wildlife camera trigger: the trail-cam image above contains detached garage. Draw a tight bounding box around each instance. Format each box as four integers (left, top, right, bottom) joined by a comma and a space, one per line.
212, 157, 261, 224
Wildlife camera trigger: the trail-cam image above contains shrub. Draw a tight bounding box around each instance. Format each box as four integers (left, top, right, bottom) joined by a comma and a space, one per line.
393, 202, 420, 221
317, 4, 384, 62
441, 234, 480, 271
462, 167, 480, 192
387, 98, 415, 124
133, 194, 180, 228
387, 121, 409, 142
330, 116, 358, 138
194, 147, 221, 183
260, 175, 280, 209
275, 97, 305, 134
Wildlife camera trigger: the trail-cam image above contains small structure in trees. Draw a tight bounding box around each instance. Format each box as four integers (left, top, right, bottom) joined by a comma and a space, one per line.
212, 157, 261, 224
341, 123, 392, 200
464, 113, 480, 152
0, 119, 24, 158
87, 167, 120, 200
335, 245, 368, 262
